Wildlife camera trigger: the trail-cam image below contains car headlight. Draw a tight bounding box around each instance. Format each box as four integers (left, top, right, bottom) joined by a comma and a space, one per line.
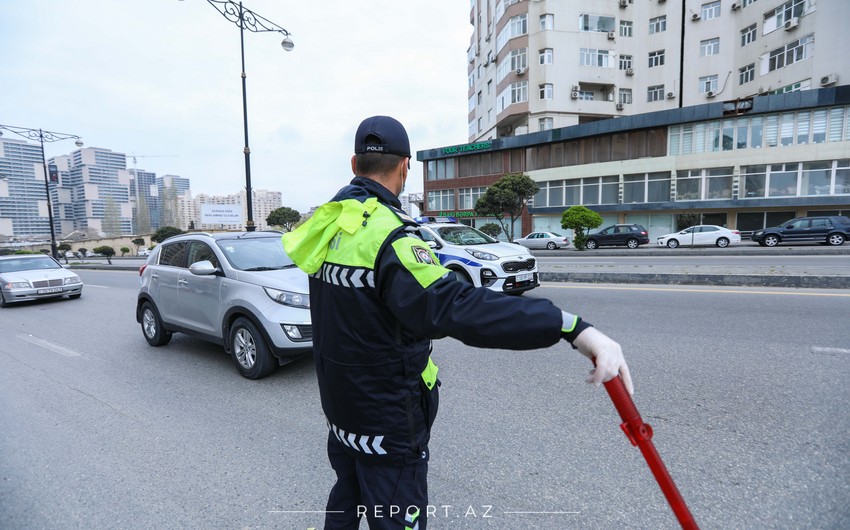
7, 281, 30, 288
465, 248, 499, 261
64, 276, 82, 285
264, 287, 310, 309
754, 231, 763, 236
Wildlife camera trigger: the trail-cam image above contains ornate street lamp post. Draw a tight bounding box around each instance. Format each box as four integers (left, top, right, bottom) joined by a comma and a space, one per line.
0, 125, 83, 258
188, 0, 294, 231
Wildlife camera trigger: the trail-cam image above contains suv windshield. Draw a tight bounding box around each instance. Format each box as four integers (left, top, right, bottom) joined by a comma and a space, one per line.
216, 237, 296, 271
435, 225, 497, 245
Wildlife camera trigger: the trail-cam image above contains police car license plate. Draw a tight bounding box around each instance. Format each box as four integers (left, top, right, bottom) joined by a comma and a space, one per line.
515, 273, 532, 282
37, 287, 63, 294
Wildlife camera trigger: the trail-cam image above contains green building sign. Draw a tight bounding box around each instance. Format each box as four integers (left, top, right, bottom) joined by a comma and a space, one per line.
442, 141, 492, 155
439, 211, 478, 218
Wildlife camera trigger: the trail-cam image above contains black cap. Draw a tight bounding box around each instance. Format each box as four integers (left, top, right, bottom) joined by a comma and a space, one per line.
354, 116, 411, 158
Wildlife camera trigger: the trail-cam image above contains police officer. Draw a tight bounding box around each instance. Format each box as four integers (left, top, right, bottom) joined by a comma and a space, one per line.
282, 115, 633, 530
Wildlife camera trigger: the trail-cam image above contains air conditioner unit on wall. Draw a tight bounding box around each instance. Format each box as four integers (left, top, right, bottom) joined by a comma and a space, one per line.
571, 91, 579, 99
516, 67, 526, 76
821, 73, 838, 86
731, 2, 740, 11
784, 17, 799, 30
619, 0, 628, 7
667, 92, 676, 99
692, 13, 701, 21
607, 31, 616, 40
706, 90, 716, 98
616, 102, 625, 110
571, 84, 580, 91
626, 67, 634, 76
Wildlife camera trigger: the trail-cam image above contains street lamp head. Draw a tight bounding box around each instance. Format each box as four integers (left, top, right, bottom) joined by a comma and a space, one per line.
75, 139, 84, 148
281, 35, 294, 52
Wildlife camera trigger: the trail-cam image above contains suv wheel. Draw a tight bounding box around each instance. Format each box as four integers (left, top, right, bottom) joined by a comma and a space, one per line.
584, 239, 598, 250
666, 239, 679, 249
230, 317, 276, 379
141, 302, 172, 346
716, 237, 730, 248
452, 269, 473, 284
763, 234, 780, 247
0, 291, 7, 308
827, 233, 845, 246
626, 238, 640, 249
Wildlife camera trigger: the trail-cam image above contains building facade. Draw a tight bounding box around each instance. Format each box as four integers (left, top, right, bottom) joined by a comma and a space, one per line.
419, 87, 850, 239
192, 189, 283, 232
0, 138, 52, 238
467, 0, 847, 141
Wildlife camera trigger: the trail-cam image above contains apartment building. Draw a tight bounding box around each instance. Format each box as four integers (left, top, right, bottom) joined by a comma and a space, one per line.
418, 0, 849, 238
192, 189, 283, 232
468, 0, 846, 141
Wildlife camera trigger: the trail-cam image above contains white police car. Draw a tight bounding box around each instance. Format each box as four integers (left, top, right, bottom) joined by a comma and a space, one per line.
413, 217, 539, 294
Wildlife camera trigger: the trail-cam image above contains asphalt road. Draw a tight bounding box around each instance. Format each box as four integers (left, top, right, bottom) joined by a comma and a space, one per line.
1, 271, 848, 529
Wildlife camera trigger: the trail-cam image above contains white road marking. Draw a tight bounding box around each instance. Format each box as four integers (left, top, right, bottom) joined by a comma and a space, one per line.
17, 334, 82, 357
812, 347, 850, 356
83, 284, 110, 288
541, 283, 850, 297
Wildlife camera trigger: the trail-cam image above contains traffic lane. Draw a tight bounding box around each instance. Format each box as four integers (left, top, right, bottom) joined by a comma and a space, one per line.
2, 280, 849, 528
488, 283, 848, 529
0, 276, 329, 530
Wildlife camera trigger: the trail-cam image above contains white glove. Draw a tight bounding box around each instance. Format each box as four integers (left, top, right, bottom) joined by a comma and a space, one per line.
572, 327, 634, 395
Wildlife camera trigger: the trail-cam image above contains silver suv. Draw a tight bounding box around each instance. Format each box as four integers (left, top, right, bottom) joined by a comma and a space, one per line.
136, 231, 311, 379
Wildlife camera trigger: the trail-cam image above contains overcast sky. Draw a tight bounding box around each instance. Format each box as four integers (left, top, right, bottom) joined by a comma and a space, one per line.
0, 0, 471, 212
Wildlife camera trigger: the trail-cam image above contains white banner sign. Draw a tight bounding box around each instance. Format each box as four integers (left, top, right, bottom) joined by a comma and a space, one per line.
201, 204, 243, 224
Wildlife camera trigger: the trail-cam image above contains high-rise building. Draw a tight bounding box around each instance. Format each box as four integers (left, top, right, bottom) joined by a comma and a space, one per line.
192, 189, 282, 232
0, 138, 52, 238
418, 0, 850, 239
467, 0, 848, 141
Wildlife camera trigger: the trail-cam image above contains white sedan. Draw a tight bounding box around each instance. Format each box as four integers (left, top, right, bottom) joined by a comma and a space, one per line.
657, 225, 742, 248
514, 231, 570, 250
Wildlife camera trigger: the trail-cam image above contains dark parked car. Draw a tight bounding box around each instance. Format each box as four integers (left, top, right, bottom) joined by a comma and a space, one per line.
584, 224, 650, 249
751, 216, 850, 247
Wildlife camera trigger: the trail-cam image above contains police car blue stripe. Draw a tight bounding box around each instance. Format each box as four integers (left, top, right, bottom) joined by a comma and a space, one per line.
434, 253, 482, 268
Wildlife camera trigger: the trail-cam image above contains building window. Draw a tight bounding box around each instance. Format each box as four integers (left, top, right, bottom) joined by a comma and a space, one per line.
579, 14, 615, 33
426, 159, 456, 181
580, 48, 614, 67
647, 85, 665, 102
619, 55, 633, 70
458, 186, 487, 210
765, 0, 806, 32
539, 83, 553, 100
624, 173, 671, 204
540, 13, 554, 31
648, 50, 665, 68
468, 95, 475, 113
539, 48, 554, 65
739, 63, 755, 85
496, 13, 527, 51
766, 34, 814, 73
496, 81, 529, 113
539, 117, 554, 131
649, 16, 666, 34
700, 38, 720, 57
578, 91, 594, 101
701, 1, 721, 20
497, 48, 528, 83
468, 121, 476, 137
677, 168, 733, 200
619, 20, 633, 37
427, 189, 455, 211
699, 75, 718, 93
741, 24, 757, 46
743, 0, 757, 7
619, 88, 633, 104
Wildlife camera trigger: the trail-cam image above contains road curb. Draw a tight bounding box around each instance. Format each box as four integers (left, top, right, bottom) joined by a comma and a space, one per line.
540, 272, 850, 289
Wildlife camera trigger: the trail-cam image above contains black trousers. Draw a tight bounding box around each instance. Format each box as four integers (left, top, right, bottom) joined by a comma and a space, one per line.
324, 432, 428, 530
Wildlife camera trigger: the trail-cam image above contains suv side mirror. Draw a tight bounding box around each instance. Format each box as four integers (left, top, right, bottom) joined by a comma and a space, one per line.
189, 260, 219, 276
426, 241, 439, 249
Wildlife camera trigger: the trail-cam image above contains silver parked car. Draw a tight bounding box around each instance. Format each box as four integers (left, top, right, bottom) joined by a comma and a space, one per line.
0, 254, 83, 307
136, 231, 311, 379
514, 231, 570, 250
